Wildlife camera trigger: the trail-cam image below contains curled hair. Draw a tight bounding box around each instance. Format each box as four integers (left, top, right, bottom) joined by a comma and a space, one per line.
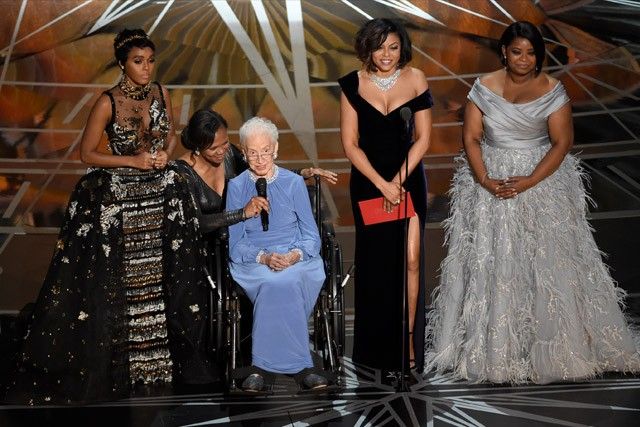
499, 21, 546, 75
355, 18, 412, 72
181, 109, 228, 152
239, 117, 278, 148
113, 28, 156, 66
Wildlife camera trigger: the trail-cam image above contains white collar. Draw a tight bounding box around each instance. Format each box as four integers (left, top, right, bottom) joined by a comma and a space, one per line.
248, 164, 279, 184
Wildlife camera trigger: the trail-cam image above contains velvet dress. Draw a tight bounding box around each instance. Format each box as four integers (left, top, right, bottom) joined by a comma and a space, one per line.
338, 70, 433, 372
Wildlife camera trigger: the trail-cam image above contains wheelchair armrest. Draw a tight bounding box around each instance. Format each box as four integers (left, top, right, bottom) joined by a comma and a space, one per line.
322, 221, 336, 239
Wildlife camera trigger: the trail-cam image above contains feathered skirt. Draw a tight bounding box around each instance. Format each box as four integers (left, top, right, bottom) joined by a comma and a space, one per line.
424, 143, 640, 384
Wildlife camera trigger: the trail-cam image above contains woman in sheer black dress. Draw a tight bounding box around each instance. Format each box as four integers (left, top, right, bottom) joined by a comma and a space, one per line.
4, 29, 213, 405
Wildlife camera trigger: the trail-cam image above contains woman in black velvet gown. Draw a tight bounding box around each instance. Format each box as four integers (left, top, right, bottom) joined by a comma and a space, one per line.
339, 18, 433, 373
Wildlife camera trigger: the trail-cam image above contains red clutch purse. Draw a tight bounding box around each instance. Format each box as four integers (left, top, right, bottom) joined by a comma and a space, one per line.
358, 192, 416, 225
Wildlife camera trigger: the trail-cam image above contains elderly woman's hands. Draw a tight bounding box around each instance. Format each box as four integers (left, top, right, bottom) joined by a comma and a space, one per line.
243, 196, 269, 219
260, 250, 301, 271
300, 167, 338, 184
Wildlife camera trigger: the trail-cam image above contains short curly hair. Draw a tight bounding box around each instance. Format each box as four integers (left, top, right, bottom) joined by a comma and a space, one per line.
239, 117, 279, 148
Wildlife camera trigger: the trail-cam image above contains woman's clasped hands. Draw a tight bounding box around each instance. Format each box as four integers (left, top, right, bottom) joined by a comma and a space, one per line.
131, 150, 169, 170
379, 179, 405, 213
260, 251, 301, 271
482, 174, 533, 199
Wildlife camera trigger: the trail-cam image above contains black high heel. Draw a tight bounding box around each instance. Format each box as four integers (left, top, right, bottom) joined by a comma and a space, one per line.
409, 331, 415, 369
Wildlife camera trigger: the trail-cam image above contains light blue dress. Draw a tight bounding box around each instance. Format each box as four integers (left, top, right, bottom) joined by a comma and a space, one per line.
227, 166, 325, 374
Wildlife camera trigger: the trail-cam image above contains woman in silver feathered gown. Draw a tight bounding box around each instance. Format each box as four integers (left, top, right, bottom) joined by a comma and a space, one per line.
424, 21, 640, 384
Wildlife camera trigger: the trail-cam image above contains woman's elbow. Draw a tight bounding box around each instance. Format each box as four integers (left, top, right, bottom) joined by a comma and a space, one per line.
80, 151, 92, 165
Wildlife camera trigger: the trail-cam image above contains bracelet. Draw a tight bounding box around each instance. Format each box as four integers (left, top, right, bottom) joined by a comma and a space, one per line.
480, 172, 489, 186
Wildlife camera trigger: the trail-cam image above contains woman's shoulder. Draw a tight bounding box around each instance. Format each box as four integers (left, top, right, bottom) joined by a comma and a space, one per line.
93, 92, 113, 111
541, 73, 561, 91
404, 66, 428, 88
338, 70, 359, 91
173, 158, 192, 173
230, 169, 250, 183
478, 69, 504, 92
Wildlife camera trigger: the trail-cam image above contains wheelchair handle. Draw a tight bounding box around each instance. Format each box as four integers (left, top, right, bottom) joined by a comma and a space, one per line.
341, 264, 355, 289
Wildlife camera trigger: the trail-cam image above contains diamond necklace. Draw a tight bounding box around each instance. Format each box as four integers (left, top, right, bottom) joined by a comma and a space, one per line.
369, 68, 401, 92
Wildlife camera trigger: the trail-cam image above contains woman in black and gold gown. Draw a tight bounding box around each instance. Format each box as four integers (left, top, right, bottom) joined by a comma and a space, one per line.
339, 18, 433, 373
4, 29, 212, 405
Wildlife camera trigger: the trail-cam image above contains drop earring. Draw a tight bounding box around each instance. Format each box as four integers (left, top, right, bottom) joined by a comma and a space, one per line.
193, 149, 200, 156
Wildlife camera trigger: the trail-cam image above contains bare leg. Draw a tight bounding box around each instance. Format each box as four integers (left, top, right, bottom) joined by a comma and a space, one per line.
407, 216, 421, 367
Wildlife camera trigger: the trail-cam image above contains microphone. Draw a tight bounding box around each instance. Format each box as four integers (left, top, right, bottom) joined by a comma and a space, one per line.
399, 107, 412, 136
255, 177, 268, 231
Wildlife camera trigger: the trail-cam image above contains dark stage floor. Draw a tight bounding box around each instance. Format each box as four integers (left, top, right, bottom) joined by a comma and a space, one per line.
2, 298, 640, 427
1, 360, 639, 427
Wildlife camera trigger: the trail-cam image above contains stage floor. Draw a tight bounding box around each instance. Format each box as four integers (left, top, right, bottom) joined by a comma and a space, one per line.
1, 362, 639, 426
2, 298, 639, 427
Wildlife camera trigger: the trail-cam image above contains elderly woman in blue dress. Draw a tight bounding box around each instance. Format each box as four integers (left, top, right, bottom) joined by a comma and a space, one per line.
226, 117, 328, 392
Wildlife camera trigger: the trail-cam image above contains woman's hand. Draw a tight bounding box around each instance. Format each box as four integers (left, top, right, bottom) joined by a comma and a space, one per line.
300, 167, 338, 184
482, 176, 533, 199
243, 196, 269, 219
152, 150, 169, 169
500, 176, 534, 199
260, 251, 300, 271
131, 152, 155, 170
378, 180, 404, 213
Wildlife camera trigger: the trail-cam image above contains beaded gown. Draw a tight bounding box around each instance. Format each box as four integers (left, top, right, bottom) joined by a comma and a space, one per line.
424, 79, 640, 384
338, 70, 433, 372
4, 82, 213, 404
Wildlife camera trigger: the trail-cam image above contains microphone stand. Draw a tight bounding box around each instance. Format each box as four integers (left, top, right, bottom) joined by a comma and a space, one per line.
398, 108, 412, 392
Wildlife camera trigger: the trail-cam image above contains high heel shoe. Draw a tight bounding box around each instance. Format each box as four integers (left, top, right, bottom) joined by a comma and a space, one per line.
409, 331, 415, 369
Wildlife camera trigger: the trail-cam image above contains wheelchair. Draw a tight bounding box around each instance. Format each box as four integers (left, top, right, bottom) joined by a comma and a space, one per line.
205, 175, 347, 391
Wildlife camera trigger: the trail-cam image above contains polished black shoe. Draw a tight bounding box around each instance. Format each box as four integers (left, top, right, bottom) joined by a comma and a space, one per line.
241, 373, 265, 392
302, 373, 328, 390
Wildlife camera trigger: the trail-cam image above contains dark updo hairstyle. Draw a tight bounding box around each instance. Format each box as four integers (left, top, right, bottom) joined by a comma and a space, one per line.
181, 109, 228, 152
499, 21, 546, 75
114, 28, 156, 67
355, 18, 412, 72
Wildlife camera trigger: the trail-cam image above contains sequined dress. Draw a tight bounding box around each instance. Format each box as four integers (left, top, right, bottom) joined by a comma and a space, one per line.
5, 83, 212, 404
424, 79, 640, 384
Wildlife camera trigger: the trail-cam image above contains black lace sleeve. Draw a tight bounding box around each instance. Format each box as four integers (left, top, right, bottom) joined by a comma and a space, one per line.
172, 160, 245, 234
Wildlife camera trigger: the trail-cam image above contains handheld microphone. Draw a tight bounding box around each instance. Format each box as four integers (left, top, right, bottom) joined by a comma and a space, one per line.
399, 107, 412, 136
255, 177, 269, 231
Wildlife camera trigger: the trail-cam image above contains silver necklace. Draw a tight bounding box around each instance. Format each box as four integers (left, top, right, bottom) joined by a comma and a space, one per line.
369, 68, 401, 92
